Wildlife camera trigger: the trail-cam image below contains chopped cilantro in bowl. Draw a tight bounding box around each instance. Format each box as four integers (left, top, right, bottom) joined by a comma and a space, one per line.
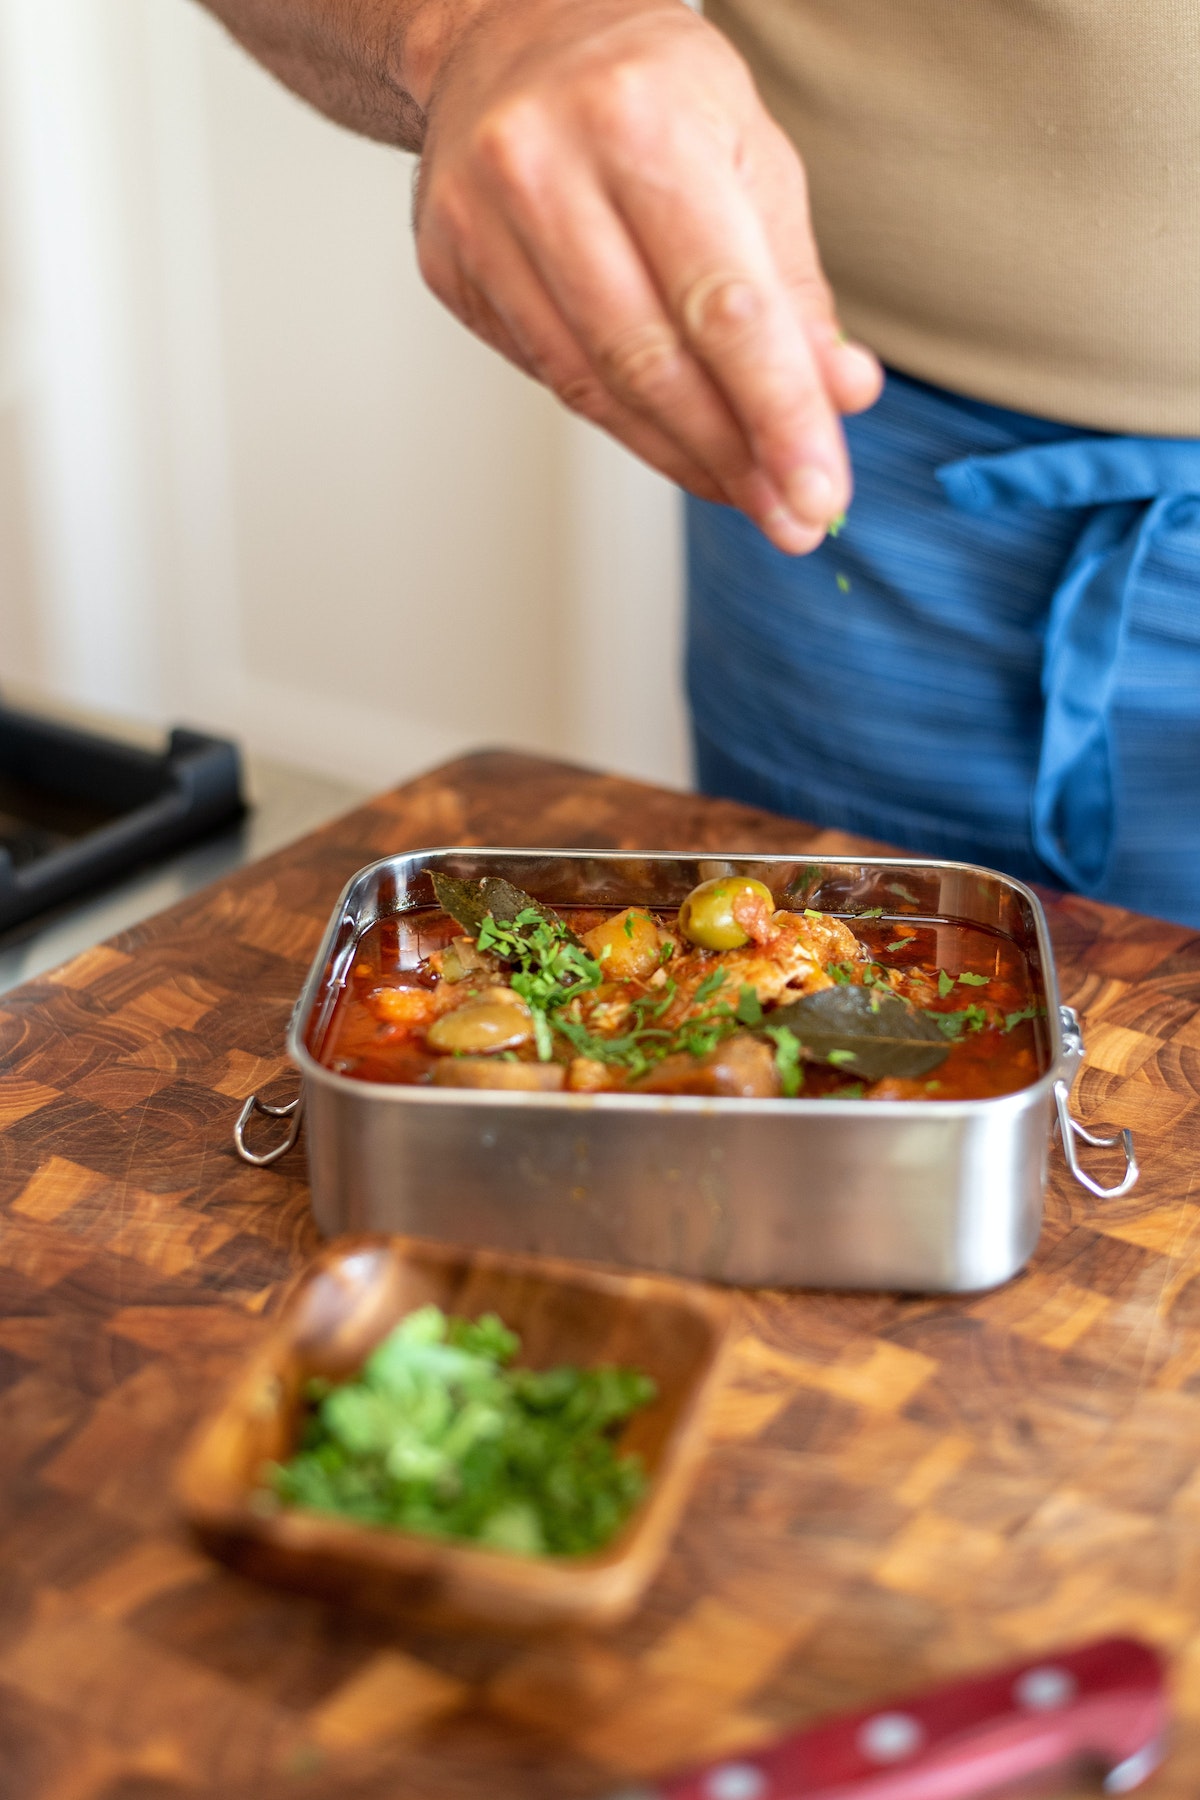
262, 1304, 656, 1558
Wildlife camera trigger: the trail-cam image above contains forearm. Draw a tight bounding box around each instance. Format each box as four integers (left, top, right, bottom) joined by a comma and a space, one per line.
193, 0, 484, 150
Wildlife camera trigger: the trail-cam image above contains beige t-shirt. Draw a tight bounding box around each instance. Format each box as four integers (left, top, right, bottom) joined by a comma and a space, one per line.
707, 0, 1200, 434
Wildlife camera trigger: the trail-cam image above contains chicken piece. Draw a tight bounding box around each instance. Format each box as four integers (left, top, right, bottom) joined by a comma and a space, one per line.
631, 1032, 781, 1098
567, 1056, 618, 1092
793, 909, 867, 968
368, 962, 497, 1029
667, 910, 851, 1018
578, 984, 634, 1035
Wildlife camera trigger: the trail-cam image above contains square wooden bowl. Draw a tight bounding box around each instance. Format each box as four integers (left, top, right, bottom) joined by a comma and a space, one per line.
175, 1235, 732, 1632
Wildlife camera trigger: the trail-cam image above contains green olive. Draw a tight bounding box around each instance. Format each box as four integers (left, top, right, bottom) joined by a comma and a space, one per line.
426, 989, 532, 1055
678, 876, 775, 951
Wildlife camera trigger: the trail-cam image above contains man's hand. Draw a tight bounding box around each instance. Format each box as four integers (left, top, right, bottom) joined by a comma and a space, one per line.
201, 0, 882, 551
412, 0, 880, 551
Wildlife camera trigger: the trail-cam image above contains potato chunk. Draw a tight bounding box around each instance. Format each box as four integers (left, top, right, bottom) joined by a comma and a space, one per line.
430, 1058, 566, 1091
582, 908, 662, 982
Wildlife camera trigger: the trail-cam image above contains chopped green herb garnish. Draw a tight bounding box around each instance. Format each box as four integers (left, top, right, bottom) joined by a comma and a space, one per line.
736, 984, 763, 1027
623, 914, 635, 939
826, 961, 856, 985
693, 967, 728, 1005
886, 937, 914, 954
764, 1024, 803, 1097
1003, 1003, 1044, 1033
886, 882, 919, 905
827, 1048, 858, 1067
931, 1004, 990, 1040
957, 971, 990, 988
477, 908, 603, 1020
552, 974, 741, 1079
650, 978, 678, 1019
531, 1008, 555, 1062
937, 969, 955, 999
266, 1305, 655, 1558
856, 906, 885, 918
830, 1082, 865, 1099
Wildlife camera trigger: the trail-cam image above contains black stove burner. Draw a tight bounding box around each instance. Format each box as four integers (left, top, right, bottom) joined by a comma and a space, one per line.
0, 704, 244, 932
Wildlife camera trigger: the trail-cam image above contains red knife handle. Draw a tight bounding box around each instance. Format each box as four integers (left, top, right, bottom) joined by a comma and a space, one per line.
626, 1637, 1166, 1800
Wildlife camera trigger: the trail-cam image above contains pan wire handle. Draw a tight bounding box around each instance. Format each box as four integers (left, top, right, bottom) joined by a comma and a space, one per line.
234, 1090, 305, 1166
1055, 1080, 1138, 1199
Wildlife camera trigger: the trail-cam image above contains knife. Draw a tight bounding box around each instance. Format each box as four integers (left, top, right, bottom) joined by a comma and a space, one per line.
607, 1637, 1166, 1800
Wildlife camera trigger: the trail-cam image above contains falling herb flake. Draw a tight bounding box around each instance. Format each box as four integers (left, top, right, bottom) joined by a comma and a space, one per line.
886, 882, 919, 906
836, 574, 851, 594
829, 510, 847, 537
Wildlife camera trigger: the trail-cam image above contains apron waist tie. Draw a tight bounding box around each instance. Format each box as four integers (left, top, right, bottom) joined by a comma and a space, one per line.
937, 436, 1200, 893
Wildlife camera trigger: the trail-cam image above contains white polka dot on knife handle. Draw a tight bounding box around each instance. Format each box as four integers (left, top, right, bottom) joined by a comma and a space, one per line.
1014, 1666, 1078, 1711
857, 1711, 925, 1763
702, 1763, 768, 1800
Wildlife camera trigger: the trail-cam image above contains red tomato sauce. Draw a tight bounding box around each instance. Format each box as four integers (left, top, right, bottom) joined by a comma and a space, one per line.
311, 908, 1048, 1101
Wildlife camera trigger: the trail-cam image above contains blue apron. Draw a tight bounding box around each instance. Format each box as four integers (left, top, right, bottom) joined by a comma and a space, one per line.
686, 369, 1200, 926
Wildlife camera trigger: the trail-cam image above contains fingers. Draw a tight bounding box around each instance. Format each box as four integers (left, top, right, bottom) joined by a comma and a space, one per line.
413, 5, 879, 554
606, 132, 852, 529
422, 230, 731, 505
746, 121, 884, 419
454, 131, 826, 549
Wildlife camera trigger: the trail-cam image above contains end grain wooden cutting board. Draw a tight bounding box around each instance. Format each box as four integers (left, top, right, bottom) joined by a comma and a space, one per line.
1, 750, 1199, 1800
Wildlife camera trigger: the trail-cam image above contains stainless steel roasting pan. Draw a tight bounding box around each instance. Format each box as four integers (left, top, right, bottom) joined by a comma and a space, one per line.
235, 849, 1138, 1293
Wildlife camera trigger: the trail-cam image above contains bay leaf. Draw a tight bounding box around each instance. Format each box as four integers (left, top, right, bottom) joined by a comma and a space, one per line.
766, 985, 949, 1082
428, 872, 491, 936
428, 872, 572, 944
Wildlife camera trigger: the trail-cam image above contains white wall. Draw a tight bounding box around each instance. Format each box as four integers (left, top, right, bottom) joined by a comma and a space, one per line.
0, 0, 688, 792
